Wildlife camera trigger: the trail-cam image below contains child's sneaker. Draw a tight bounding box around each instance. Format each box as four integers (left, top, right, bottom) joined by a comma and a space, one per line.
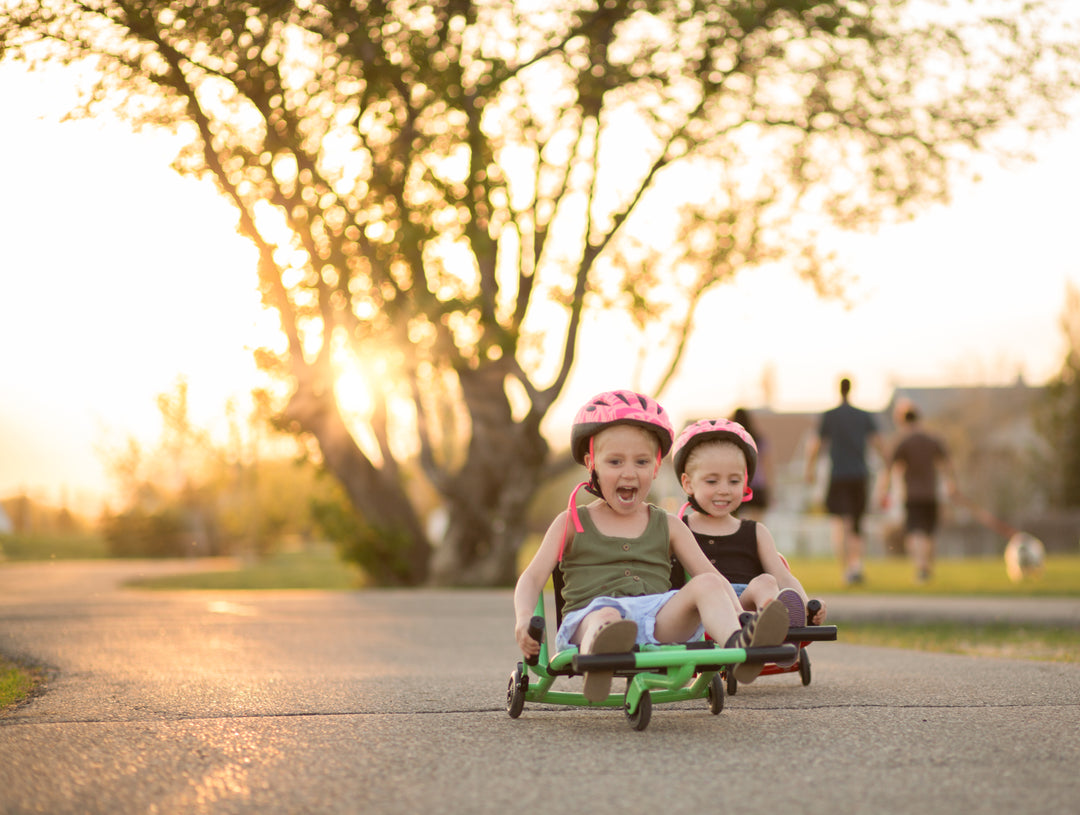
777, 588, 806, 628
724, 600, 789, 684
581, 618, 637, 702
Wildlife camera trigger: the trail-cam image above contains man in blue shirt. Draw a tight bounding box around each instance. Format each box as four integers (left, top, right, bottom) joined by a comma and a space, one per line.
805, 377, 887, 585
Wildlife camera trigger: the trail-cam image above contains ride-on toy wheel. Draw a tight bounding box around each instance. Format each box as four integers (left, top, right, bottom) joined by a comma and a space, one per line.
707, 674, 725, 715
626, 690, 652, 731
799, 649, 811, 686
506, 662, 527, 718
726, 669, 738, 696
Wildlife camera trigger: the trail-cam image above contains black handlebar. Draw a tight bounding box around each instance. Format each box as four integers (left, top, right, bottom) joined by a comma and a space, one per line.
525, 616, 545, 666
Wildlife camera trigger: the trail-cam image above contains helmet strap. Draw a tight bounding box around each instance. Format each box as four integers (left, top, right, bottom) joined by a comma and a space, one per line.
559, 480, 590, 562
678, 500, 692, 523
685, 493, 708, 515
583, 436, 605, 499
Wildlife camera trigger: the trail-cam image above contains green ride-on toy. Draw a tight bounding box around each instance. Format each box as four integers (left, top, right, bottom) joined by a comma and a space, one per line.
506, 592, 836, 731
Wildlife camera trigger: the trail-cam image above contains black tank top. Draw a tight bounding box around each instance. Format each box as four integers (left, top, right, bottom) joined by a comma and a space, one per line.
670, 518, 763, 588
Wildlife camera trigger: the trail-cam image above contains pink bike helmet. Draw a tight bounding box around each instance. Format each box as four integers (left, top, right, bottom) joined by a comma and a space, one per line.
672, 418, 758, 482
560, 390, 674, 550
570, 390, 674, 465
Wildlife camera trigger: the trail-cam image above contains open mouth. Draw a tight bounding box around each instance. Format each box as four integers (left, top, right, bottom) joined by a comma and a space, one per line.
615, 486, 638, 504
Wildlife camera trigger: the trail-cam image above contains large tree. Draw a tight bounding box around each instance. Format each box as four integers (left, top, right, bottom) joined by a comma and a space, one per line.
1039, 282, 1080, 508
4, 0, 1078, 585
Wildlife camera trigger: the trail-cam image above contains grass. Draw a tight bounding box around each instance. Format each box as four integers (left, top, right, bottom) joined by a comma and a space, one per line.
838, 622, 1080, 663
0, 657, 40, 713
757, 555, 1080, 663
0, 533, 109, 561
781, 554, 1080, 597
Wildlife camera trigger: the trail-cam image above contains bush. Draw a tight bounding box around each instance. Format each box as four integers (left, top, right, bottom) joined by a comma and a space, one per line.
101, 508, 189, 558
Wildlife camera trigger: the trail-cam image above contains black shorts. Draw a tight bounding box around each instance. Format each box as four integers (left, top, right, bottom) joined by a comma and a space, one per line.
825, 477, 868, 533
904, 500, 939, 534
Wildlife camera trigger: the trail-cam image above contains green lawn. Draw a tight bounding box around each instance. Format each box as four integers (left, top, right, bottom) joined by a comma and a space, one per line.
838, 621, 1080, 663
0, 657, 40, 712
0, 533, 109, 561
782, 554, 1080, 597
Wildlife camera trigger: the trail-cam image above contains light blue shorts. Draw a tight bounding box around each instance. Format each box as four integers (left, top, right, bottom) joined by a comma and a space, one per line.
731, 583, 749, 597
554, 590, 705, 653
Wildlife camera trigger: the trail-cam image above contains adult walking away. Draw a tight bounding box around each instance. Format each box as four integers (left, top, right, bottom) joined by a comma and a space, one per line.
805, 377, 887, 585
879, 405, 956, 584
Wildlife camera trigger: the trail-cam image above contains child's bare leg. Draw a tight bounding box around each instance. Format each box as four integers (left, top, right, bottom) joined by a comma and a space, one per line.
908, 531, 932, 580
739, 574, 780, 611
653, 574, 741, 644
656, 574, 791, 684
838, 515, 864, 582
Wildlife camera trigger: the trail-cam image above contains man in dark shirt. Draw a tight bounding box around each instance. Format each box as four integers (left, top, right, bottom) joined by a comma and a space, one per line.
805, 377, 887, 585
880, 405, 956, 583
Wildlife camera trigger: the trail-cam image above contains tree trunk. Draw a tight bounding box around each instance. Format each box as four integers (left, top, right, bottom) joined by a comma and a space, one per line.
427, 367, 550, 586
283, 378, 431, 585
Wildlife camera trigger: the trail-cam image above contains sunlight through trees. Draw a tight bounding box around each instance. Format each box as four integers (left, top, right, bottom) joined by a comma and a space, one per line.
4, 0, 1078, 583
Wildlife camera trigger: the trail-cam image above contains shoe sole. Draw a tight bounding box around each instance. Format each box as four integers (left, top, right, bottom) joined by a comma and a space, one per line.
733, 601, 790, 684
774, 590, 805, 666
777, 588, 806, 628
581, 619, 637, 702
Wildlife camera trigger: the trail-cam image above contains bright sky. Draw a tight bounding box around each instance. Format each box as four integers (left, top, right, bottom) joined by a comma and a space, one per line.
2, 64, 1079, 513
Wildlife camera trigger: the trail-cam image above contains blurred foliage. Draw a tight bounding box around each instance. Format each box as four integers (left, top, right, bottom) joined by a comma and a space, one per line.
1037, 282, 1080, 509
101, 506, 190, 558
99, 379, 357, 559
310, 496, 417, 586
4, 0, 1080, 585
0, 494, 85, 536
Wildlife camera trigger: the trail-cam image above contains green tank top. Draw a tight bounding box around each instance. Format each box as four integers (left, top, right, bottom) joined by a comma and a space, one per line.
560, 504, 673, 614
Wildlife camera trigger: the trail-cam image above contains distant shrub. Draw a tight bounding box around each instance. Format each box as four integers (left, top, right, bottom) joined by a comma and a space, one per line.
101, 508, 189, 558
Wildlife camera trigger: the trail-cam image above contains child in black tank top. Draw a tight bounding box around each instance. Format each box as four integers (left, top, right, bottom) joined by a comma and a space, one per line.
669, 419, 827, 628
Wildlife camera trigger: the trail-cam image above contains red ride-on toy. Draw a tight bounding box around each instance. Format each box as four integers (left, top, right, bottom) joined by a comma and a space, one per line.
723, 598, 834, 696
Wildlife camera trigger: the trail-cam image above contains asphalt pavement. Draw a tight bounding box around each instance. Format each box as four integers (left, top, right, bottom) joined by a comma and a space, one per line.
0, 560, 1078, 815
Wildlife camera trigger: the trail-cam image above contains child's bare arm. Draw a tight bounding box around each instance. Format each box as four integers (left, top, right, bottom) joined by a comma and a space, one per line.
513, 512, 567, 657
756, 523, 827, 623
756, 524, 805, 593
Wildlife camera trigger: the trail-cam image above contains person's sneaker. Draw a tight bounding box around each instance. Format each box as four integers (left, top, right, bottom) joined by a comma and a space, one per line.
776, 588, 806, 628
581, 619, 637, 702
724, 600, 790, 684
844, 569, 865, 586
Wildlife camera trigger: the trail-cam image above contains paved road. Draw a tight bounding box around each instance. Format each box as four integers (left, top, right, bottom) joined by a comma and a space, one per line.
1, 560, 1078, 814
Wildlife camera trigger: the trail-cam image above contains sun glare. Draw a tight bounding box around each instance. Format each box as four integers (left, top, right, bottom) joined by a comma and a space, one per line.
333, 362, 376, 420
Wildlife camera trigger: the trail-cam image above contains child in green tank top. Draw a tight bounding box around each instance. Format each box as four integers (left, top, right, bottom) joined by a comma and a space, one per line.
513, 390, 790, 701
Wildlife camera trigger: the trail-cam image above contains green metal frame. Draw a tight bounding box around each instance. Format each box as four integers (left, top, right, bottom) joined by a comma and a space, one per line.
520, 595, 793, 714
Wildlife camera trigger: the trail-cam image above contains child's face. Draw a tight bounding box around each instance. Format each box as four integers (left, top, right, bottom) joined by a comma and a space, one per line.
585, 425, 660, 513
680, 442, 747, 518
